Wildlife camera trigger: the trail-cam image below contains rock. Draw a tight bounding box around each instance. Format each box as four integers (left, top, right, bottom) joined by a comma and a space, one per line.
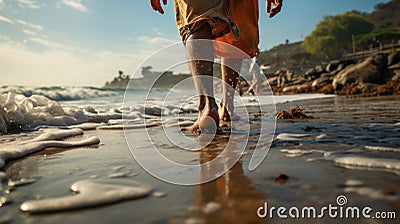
391, 73, 400, 81
326, 60, 341, 72
282, 83, 310, 93
388, 63, 400, 70
277, 70, 294, 88
312, 76, 332, 90
0, 116, 7, 134
274, 173, 290, 184
387, 52, 400, 67
0, 172, 7, 183
305, 66, 323, 80
305, 68, 316, 76
202, 202, 221, 214
332, 57, 387, 91
388, 64, 400, 80
318, 83, 334, 94
376, 78, 400, 95
320, 73, 334, 78
144, 107, 161, 116
372, 54, 388, 69
381, 188, 395, 195
267, 77, 278, 86
357, 82, 379, 93
332, 60, 356, 73
315, 65, 325, 74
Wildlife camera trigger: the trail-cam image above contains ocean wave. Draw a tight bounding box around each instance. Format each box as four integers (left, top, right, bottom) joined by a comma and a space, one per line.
333, 156, 400, 174
0, 92, 192, 134
0, 86, 121, 101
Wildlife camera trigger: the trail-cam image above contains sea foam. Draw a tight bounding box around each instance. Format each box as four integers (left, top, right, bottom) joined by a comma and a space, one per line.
0, 93, 89, 133
333, 156, 400, 173
0, 128, 100, 169
0, 93, 191, 134
20, 180, 153, 213
0, 86, 119, 101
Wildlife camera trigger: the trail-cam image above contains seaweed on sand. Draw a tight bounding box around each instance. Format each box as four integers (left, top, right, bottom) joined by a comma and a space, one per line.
276, 106, 314, 120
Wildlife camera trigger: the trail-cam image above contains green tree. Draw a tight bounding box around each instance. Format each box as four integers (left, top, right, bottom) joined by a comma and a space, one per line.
302, 13, 374, 59
356, 29, 400, 49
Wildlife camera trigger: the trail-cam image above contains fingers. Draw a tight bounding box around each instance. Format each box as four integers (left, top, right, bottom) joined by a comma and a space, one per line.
150, 0, 165, 14
266, 0, 272, 13
163, 0, 167, 5
268, 0, 283, 18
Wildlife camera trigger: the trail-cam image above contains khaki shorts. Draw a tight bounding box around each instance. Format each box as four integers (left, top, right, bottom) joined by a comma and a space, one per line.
174, 0, 259, 58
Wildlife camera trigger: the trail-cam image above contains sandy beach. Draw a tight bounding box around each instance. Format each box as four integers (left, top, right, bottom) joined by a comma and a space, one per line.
1, 94, 399, 224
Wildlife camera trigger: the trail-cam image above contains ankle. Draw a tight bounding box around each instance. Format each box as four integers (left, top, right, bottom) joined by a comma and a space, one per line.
219, 101, 233, 114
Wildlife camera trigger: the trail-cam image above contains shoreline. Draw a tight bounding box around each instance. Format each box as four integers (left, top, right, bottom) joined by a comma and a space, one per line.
0, 94, 399, 223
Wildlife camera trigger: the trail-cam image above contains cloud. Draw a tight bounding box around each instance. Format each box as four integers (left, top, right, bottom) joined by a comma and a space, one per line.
0, 15, 14, 24
21, 29, 37, 36
0, 39, 149, 87
61, 0, 88, 12
18, 0, 41, 9
136, 28, 180, 49
152, 28, 168, 37
29, 37, 66, 49
17, 19, 43, 31
137, 36, 179, 46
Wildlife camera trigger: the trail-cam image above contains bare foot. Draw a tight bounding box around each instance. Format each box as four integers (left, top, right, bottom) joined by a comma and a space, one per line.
190, 105, 219, 134
218, 103, 231, 122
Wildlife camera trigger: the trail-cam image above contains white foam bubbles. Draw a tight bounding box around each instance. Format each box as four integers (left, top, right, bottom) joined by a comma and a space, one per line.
20, 180, 153, 213
364, 145, 400, 153
0, 128, 100, 169
0, 86, 119, 101
333, 156, 400, 173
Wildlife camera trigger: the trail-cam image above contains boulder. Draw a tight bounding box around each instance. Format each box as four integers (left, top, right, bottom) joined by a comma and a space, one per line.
326, 60, 341, 73
391, 73, 400, 81
305, 68, 316, 76
387, 52, 400, 67
282, 83, 310, 93
372, 54, 388, 69
304, 65, 325, 80
320, 73, 334, 78
358, 82, 379, 93
315, 65, 325, 74
329, 60, 356, 76
267, 76, 278, 86
312, 76, 332, 90
332, 56, 387, 90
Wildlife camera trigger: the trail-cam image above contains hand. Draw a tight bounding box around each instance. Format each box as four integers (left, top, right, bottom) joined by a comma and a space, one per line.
150, 0, 167, 14
266, 0, 283, 18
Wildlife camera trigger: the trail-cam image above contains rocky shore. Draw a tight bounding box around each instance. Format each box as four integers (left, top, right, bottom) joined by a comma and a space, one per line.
268, 52, 400, 96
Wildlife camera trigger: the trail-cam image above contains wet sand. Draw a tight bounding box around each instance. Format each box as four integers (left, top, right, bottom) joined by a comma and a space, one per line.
1, 95, 400, 223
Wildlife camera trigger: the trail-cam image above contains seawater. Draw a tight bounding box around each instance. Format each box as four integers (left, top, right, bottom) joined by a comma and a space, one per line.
3, 85, 398, 176
1, 85, 399, 216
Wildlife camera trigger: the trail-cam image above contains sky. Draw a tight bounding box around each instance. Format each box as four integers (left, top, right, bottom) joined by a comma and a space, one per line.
0, 0, 390, 87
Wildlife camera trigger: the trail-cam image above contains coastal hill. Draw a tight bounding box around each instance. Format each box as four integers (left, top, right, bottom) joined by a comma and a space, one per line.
367, 0, 400, 30
258, 0, 400, 66
104, 66, 191, 89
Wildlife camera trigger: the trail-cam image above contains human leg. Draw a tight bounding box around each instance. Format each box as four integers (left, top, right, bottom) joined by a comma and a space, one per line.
185, 24, 219, 133
219, 58, 242, 122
